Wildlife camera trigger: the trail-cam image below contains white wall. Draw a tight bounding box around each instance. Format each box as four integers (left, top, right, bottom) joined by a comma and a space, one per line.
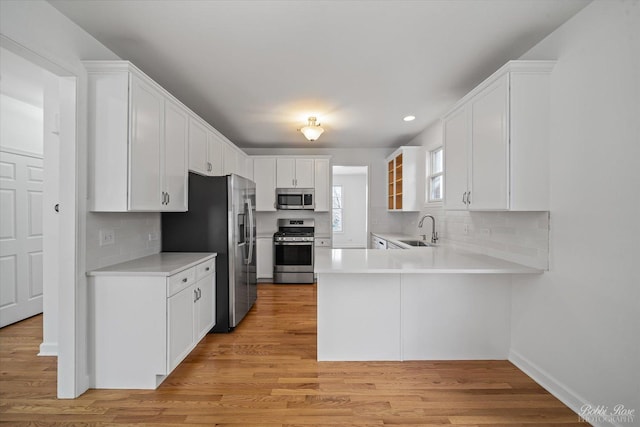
333, 172, 368, 248
508, 0, 640, 422
0, 95, 43, 154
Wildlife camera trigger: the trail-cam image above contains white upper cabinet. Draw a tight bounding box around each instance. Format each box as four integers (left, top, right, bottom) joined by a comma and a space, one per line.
85, 61, 188, 212
128, 75, 163, 210
276, 158, 314, 188
253, 157, 277, 211
188, 116, 209, 175
443, 60, 555, 211
207, 131, 224, 176
314, 158, 330, 212
163, 99, 188, 211
443, 105, 468, 211
223, 142, 237, 176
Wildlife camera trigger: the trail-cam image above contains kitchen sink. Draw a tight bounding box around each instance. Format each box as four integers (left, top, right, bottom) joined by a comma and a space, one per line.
399, 240, 433, 247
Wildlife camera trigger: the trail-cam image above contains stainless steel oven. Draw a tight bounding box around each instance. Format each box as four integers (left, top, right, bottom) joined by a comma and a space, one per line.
273, 219, 315, 284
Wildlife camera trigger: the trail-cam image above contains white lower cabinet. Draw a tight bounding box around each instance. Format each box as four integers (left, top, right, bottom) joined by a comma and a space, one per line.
89, 253, 216, 389
257, 237, 273, 280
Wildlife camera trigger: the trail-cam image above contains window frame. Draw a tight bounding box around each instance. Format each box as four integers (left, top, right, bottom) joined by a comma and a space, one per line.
426, 146, 444, 204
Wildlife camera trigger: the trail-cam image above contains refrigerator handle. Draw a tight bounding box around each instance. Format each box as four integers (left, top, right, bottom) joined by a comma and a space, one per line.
247, 198, 254, 265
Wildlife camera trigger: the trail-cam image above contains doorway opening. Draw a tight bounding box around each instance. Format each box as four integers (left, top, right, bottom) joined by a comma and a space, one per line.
0, 38, 78, 398
331, 166, 369, 249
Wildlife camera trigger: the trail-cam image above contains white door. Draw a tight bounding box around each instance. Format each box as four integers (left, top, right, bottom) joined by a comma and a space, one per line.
208, 131, 224, 176
314, 159, 330, 212
129, 75, 163, 210
188, 116, 208, 175
163, 99, 188, 211
195, 274, 215, 340
222, 142, 236, 176
253, 157, 276, 211
295, 158, 315, 188
276, 158, 295, 187
443, 105, 469, 210
167, 284, 195, 372
0, 150, 44, 327
470, 74, 510, 210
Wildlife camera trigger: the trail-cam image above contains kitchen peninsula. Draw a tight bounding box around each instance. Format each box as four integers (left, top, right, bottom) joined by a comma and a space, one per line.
315, 246, 541, 361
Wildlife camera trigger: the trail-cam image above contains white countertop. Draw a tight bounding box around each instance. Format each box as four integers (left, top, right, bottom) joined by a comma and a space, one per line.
88, 252, 217, 277
315, 247, 541, 274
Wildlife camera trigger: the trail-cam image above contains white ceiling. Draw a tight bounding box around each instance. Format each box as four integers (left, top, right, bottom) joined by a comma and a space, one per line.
49, 0, 590, 149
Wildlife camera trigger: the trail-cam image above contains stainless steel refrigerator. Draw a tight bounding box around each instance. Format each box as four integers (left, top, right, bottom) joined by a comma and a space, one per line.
162, 173, 257, 332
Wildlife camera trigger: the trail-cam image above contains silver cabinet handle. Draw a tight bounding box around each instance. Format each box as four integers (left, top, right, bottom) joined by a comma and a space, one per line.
167, 192, 170, 205
462, 192, 467, 205
194, 289, 198, 303
182, 277, 188, 283
205, 267, 210, 272
467, 191, 471, 205
197, 288, 201, 300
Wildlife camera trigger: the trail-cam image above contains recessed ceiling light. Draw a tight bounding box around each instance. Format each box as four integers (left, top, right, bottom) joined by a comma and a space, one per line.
403, 115, 416, 122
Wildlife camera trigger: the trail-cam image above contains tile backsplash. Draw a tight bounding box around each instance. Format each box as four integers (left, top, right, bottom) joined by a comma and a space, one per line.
401, 208, 550, 270
86, 212, 161, 271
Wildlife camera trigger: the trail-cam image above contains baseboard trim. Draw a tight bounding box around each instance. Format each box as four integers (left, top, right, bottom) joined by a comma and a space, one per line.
509, 350, 622, 427
38, 342, 58, 356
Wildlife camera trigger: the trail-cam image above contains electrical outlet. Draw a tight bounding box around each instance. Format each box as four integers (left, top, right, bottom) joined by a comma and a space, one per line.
148, 232, 159, 241
99, 229, 115, 246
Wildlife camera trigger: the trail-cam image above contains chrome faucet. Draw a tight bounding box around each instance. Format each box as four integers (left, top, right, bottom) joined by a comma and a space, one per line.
418, 214, 439, 244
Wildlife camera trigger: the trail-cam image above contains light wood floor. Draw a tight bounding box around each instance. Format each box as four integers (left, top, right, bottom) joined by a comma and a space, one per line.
0, 283, 584, 426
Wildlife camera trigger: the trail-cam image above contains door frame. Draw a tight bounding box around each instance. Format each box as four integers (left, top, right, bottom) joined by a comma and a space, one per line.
331, 165, 369, 248
1, 35, 80, 398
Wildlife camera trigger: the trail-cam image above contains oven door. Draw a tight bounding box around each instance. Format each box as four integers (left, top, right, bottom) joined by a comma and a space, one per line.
273, 241, 314, 272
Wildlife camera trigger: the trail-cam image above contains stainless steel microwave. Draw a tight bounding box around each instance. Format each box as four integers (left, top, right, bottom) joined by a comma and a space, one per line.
276, 188, 315, 210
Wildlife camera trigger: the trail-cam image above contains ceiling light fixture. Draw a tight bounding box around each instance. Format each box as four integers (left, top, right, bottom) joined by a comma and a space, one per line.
299, 116, 324, 141
403, 115, 416, 122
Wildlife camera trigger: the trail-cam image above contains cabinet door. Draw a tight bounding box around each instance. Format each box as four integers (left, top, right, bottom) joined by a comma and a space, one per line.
188, 117, 209, 175
256, 237, 273, 279
245, 157, 254, 181
195, 273, 215, 340
208, 131, 224, 176
295, 158, 315, 188
443, 105, 469, 210
163, 99, 188, 211
276, 158, 296, 187
254, 157, 277, 211
470, 74, 509, 210
222, 142, 236, 176
129, 75, 163, 210
167, 284, 195, 372
314, 159, 330, 211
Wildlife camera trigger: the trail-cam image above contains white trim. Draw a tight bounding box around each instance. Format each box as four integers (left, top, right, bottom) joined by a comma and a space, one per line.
509, 350, 622, 427
0, 147, 43, 159
38, 342, 58, 356
1, 34, 81, 398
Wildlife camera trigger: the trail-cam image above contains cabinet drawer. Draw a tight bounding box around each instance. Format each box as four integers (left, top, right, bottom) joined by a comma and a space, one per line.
196, 258, 215, 280
168, 267, 196, 297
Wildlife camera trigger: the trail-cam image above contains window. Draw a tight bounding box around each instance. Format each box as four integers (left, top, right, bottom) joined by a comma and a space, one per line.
427, 147, 443, 202
332, 185, 343, 232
